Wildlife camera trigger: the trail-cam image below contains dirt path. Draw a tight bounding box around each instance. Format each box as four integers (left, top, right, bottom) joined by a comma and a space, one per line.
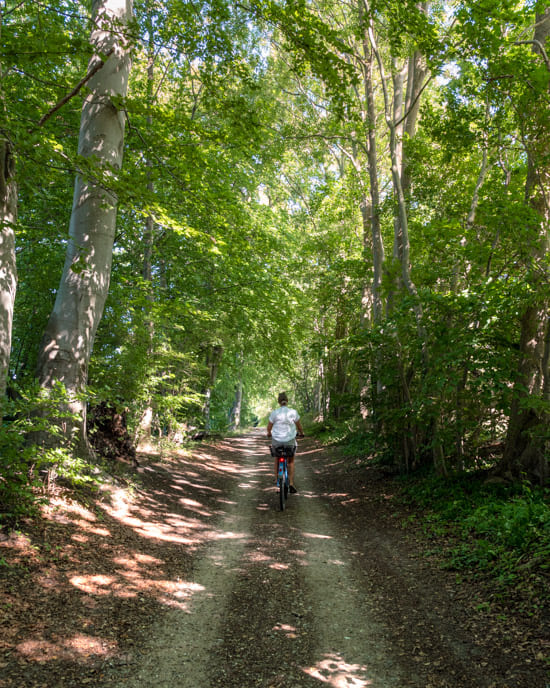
102, 433, 547, 688
121, 434, 406, 688
1, 432, 547, 687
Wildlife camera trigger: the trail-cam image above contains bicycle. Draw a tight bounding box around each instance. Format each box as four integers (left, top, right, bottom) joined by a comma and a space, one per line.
272, 445, 293, 511
270, 434, 304, 511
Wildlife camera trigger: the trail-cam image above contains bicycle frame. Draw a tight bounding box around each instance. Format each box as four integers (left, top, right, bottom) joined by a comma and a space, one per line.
273, 446, 292, 511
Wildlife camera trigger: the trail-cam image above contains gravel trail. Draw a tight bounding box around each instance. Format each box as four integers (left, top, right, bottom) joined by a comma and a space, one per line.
101, 432, 547, 688
119, 433, 410, 687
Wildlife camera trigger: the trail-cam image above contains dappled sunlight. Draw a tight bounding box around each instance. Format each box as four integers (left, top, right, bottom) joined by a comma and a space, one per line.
17, 634, 118, 663
201, 459, 241, 475
86, 525, 111, 537
173, 476, 223, 493
101, 509, 201, 545
301, 491, 323, 500
2, 433, 292, 687
248, 456, 272, 469
69, 562, 206, 609
303, 653, 373, 687
288, 548, 307, 557
238, 480, 260, 489
247, 549, 273, 563
302, 531, 333, 540
299, 447, 326, 457
210, 529, 247, 541
273, 622, 298, 638
53, 499, 98, 521
70, 574, 116, 595
113, 552, 162, 567
71, 533, 90, 544
101, 483, 216, 547
177, 497, 212, 517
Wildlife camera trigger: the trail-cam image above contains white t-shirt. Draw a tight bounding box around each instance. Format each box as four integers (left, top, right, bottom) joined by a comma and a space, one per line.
269, 405, 300, 443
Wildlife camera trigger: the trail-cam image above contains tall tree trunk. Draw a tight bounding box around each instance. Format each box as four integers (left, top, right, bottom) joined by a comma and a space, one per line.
230, 380, 243, 431
331, 298, 349, 420
358, 0, 384, 326
502, 8, 550, 483
365, 1, 430, 468
138, 30, 156, 443
0, 139, 17, 404
367, 11, 427, 339
0, 10, 17, 406
231, 381, 243, 430
228, 350, 244, 430
36, 0, 133, 453
202, 344, 223, 431
389, 55, 426, 332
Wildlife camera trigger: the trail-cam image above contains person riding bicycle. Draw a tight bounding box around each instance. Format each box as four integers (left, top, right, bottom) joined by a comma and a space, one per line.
267, 392, 304, 494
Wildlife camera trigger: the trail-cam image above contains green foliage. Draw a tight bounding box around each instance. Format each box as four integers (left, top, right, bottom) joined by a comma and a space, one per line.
0, 384, 97, 525
401, 471, 550, 600
4, 0, 550, 507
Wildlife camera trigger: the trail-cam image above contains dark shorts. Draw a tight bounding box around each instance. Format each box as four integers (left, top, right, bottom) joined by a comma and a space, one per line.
271, 439, 297, 457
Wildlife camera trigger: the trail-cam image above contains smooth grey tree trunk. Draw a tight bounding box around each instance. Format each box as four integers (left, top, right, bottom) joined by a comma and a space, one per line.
0, 139, 17, 404
137, 32, 156, 444
367, 5, 428, 341
36, 0, 133, 451
0, 8, 18, 405
229, 376, 243, 431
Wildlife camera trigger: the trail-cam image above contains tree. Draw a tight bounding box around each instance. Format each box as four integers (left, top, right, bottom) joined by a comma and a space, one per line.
0, 0, 89, 402
0, 136, 16, 404
502, 7, 550, 482
36, 0, 133, 452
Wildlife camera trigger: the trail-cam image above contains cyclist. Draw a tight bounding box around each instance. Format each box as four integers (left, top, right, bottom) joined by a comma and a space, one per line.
267, 391, 304, 493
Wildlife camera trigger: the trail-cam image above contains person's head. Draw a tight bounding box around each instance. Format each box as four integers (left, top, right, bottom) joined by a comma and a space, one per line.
277, 391, 288, 406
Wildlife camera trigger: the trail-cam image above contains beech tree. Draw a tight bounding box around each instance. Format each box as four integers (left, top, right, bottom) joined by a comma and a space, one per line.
0, 136, 16, 404
36, 0, 133, 451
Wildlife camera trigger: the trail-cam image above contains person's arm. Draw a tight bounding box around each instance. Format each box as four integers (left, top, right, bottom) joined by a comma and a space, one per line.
296, 419, 304, 436
267, 421, 273, 438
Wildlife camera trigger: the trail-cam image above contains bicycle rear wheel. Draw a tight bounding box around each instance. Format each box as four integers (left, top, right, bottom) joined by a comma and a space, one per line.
279, 475, 286, 511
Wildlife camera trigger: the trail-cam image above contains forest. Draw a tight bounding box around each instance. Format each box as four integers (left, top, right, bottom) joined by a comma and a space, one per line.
1, 0, 549, 516
0, 3, 549, 685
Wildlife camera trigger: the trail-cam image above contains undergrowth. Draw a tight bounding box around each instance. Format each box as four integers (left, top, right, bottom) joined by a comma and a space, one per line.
0, 384, 99, 527
399, 470, 550, 609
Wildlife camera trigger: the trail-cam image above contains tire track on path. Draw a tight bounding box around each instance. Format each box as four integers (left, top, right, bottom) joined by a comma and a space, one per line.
207, 436, 411, 688
108, 433, 538, 688
119, 434, 263, 688
119, 432, 411, 688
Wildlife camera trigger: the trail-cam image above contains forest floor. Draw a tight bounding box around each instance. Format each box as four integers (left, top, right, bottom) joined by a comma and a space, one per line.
0, 431, 548, 688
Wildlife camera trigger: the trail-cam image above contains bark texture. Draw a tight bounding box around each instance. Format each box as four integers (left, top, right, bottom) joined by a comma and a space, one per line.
0, 139, 17, 403
36, 0, 133, 448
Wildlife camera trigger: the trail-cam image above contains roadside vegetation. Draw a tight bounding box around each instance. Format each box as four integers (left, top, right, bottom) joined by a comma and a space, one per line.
400, 472, 550, 612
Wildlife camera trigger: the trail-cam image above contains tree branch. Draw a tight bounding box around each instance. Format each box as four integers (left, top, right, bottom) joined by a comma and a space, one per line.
36, 48, 115, 128
515, 40, 550, 71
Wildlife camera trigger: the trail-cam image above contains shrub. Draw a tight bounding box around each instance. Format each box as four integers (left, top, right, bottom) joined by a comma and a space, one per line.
0, 383, 97, 525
